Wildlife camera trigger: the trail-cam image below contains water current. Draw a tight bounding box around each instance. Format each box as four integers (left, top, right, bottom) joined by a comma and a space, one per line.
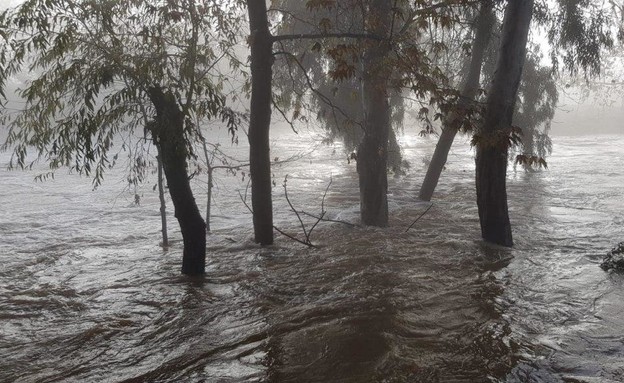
0, 130, 622, 383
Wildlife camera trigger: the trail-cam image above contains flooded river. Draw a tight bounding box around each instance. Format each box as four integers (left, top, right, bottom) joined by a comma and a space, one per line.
0, 131, 622, 382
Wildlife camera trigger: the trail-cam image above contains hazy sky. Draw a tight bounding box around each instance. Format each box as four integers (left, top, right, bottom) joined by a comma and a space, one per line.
0, 0, 22, 9
552, 103, 624, 135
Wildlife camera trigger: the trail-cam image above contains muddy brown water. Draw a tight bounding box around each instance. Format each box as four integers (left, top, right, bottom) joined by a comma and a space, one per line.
1, 133, 622, 382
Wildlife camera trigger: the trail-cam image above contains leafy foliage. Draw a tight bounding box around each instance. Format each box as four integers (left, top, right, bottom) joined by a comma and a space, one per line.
511, 50, 558, 168
535, 0, 614, 76
514, 154, 548, 169
0, 0, 243, 186
270, 0, 478, 172
471, 126, 524, 150
559, 2, 624, 111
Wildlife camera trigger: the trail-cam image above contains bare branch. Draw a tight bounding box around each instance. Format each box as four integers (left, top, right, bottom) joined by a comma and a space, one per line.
276, 175, 336, 248
405, 204, 434, 232
272, 96, 299, 134
306, 176, 332, 238
283, 175, 309, 239
273, 226, 317, 248
238, 179, 253, 214
272, 50, 363, 132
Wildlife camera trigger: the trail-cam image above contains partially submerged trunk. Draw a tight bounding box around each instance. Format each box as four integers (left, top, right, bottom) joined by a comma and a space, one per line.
247, 0, 274, 245
156, 149, 169, 247
200, 136, 213, 232
475, 0, 534, 247
419, 2, 495, 201
148, 87, 206, 275
206, 167, 213, 232
357, 0, 392, 226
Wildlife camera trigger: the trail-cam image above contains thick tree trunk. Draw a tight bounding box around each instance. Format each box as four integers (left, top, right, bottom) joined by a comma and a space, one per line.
357, 0, 392, 226
419, 2, 495, 201
475, 0, 534, 247
148, 87, 206, 275
247, 0, 274, 245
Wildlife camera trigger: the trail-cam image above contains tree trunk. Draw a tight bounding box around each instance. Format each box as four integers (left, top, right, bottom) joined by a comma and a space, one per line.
475, 0, 534, 247
247, 0, 274, 245
148, 87, 206, 275
156, 150, 169, 247
419, 2, 495, 201
200, 135, 213, 232
206, 167, 213, 232
357, 0, 392, 227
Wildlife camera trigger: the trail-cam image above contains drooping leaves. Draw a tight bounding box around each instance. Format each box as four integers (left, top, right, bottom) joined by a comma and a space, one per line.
0, 0, 243, 186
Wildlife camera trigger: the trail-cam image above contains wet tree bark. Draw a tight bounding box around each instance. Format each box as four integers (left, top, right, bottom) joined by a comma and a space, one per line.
419, 2, 495, 202
156, 149, 169, 247
475, 0, 534, 247
357, 0, 392, 226
206, 166, 213, 232
148, 87, 206, 275
200, 135, 213, 232
247, 0, 274, 245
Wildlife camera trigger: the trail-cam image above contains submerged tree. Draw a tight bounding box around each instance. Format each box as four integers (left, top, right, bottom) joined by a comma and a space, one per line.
271, 0, 468, 226
471, 0, 613, 246
246, 0, 274, 245
419, 1, 495, 201
473, 0, 534, 247
356, 0, 403, 226
272, 0, 406, 175
0, 0, 242, 275
420, 7, 560, 201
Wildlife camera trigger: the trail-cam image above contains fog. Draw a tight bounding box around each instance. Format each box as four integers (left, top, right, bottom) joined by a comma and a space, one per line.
552, 100, 624, 135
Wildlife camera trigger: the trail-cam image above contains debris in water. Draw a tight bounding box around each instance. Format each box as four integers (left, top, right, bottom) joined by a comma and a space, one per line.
600, 242, 624, 271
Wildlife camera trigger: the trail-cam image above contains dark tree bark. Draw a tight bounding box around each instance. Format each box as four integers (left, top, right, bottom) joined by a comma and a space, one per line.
247, 0, 274, 245
419, 2, 495, 202
148, 87, 206, 275
357, 0, 392, 227
475, 0, 534, 247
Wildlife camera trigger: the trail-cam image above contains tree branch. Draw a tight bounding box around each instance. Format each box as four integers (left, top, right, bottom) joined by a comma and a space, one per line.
405, 204, 434, 232
283, 175, 309, 239
272, 50, 363, 131
273, 226, 317, 248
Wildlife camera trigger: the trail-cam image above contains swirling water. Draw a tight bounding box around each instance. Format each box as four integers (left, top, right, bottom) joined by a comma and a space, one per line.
0, 131, 622, 383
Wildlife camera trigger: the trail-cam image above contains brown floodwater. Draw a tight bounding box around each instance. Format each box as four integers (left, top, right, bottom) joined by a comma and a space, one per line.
1, 132, 622, 382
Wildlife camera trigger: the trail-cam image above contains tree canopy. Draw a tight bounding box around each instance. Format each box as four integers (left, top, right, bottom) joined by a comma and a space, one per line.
0, 0, 242, 185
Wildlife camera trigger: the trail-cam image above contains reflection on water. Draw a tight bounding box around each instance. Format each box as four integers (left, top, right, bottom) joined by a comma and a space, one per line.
0, 133, 623, 382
